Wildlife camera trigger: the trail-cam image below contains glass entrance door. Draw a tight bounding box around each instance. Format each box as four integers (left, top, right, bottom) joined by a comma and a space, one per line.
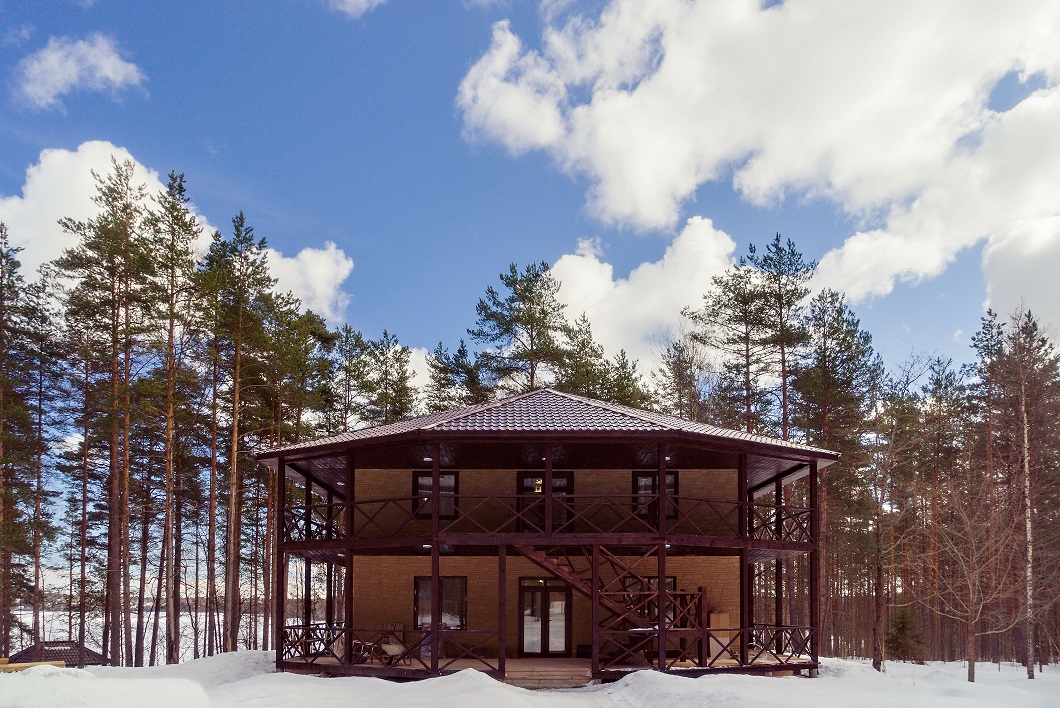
519, 578, 571, 657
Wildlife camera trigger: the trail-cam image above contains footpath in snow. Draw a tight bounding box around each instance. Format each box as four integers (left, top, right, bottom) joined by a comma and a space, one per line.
1, 651, 1056, 708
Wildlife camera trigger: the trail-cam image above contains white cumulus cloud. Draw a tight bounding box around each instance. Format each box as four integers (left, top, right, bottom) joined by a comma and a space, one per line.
327, 0, 389, 19
0, 141, 168, 275
0, 141, 356, 324
459, 0, 1060, 329
267, 241, 355, 322
552, 216, 736, 363
14, 33, 145, 110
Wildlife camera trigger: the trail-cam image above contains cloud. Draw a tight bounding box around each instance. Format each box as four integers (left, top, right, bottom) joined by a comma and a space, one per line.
3, 25, 34, 47
14, 33, 145, 110
0, 141, 169, 275
459, 1, 1060, 327
266, 242, 354, 322
0, 141, 356, 324
327, 0, 389, 19
552, 216, 735, 362
981, 216, 1060, 333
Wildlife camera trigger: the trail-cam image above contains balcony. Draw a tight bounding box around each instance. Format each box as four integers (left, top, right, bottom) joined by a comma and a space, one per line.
280, 492, 814, 547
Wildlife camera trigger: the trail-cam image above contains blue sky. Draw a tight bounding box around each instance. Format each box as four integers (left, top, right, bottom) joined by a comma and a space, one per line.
3, 1, 1059, 383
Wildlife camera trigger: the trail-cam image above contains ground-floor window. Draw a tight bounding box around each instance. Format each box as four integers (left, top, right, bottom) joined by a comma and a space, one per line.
413, 576, 467, 629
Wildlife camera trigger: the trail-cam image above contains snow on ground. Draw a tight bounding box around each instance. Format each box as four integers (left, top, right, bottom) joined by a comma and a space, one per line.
1, 652, 1057, 708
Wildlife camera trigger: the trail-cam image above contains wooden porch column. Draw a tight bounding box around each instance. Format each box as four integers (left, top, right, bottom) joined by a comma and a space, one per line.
737, 453, 749, 666
497, 544, 506, 677
430, 442, 441, 675
809, 460, 820, 673
657, 542, 667, 671
657, 442, 668, 671
544, 444, 554, 537
591, 544, 600, 677
775, 478, 784, 653
326, 490, 335, 627
344, 450, 355, 663
303, 476, 313, 626
274, 456, 287, 666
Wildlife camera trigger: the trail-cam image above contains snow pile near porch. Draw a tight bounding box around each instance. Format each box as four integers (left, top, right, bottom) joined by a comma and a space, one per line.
87, 649, 275, 688
0, 663, 209, 708
2, 652, 1057, 707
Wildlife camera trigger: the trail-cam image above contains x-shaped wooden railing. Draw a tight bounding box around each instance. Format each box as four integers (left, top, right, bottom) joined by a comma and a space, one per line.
281, 622, 346, 664
438, 629, 500, 672
282, 503, 345, 542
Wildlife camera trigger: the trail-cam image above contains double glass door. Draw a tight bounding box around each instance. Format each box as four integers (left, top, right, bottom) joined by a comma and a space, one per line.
519, 578, 571, 657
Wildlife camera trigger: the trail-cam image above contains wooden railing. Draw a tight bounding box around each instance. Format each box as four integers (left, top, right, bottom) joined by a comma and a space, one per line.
282, 503, 345, 542
281, 622, 347, 664
281, 494, 815, 543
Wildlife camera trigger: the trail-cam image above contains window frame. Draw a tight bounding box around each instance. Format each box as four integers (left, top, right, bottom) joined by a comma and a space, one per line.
632, 470, 679, 519
413, 470, 459, 519
413, 576, 468, 630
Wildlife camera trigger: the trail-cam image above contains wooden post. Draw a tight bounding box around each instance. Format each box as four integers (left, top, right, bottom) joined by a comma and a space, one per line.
274, 456, 287, 667
809, 460, 820, 674
698, 586, 708, 667
303, 475, 313, 626
740, 548, 750, 666
775, 478, 783, 653
326, 489, 335, 628
431, 443, 441, 675
544, 444, 553, 537
344, 450, 355, 664
737, 452, 749, 666
658, 443, 669, 670
658, 542, 667, 671
591, 544, 600, 678
498, 545, 506, 677
431, 543, 440, 675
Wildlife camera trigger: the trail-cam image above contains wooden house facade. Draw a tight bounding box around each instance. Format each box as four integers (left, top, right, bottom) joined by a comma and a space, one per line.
258, 389, 837, 684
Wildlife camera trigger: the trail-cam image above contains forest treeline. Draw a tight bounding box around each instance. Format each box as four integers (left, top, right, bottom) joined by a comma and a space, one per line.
0, 159, 1056, 681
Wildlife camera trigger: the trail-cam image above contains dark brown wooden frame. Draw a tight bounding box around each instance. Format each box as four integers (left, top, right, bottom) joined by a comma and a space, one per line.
413, 470, 458, 519
517, 577, 573, 659
413, 575, 468, 630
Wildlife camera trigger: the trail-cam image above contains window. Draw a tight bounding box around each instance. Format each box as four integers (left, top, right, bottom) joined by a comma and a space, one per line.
633, 471, 679, 519
413, 471, 458, 519
414, 576, 467, 630
517, 471, 573, 531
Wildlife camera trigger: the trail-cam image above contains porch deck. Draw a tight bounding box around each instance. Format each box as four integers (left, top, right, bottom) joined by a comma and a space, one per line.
283, 654, 815, 688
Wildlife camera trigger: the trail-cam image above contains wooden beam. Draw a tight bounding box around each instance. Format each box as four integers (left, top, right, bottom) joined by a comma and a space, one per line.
274, 456, 287, 667
544, 444, 554, 538
775, 478, 783, 637
497, 545, 506, 678
344, 450, 355, 664
591, 544, 600, 677
431, 442, 441, 675
809, 459, 820, 670
658, 542, 667, 671
739, 547, 750, 666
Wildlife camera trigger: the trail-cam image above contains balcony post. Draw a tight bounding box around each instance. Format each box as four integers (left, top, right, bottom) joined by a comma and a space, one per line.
657, 542, 667, 671
775, 477, 783, 651
274, 456, 287, 666
737, 452, 750, 666
657, 442, 668, 671
809, 460, 820, 673
344, 450, 355, 664
431, 442, 441, 674
544, 444, 553, 537
591, 544, 600, 677
303, 476, 313, 626
737, 453, 747, 539
657, 442, 667, 537
497, 544, 506, 677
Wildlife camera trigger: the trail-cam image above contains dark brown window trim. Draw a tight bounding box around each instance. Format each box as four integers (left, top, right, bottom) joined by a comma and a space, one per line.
413, 470, 459, 519
632, 470, 679, 519
413, 576, 468, 630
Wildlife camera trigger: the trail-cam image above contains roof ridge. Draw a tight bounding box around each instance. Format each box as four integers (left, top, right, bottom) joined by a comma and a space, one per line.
543, 388, 669, 430
422, 388, 542, 430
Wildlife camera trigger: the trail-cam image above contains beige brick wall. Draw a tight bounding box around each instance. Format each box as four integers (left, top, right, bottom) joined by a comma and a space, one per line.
349, 553, 740, 653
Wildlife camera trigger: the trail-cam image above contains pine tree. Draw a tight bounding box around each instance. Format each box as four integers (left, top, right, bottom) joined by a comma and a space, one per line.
686, 262, 772, 434
554, 314, 608, 399
425, 339, 491, 413
55, 158, 153, 665
469, 262, 568, 393
361, 330, 417, 425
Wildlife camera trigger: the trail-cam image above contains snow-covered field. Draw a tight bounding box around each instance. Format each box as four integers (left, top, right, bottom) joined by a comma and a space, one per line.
1, 651, 1056, 708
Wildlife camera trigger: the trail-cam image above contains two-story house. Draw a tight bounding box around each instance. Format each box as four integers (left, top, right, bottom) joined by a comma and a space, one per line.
259, 388, 836, 686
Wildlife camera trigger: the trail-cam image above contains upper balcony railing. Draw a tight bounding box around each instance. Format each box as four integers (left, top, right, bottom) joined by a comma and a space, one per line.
282, 493, 814, 545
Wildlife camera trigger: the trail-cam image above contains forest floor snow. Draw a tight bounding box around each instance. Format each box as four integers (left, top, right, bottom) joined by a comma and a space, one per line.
0, 651, 1056, 708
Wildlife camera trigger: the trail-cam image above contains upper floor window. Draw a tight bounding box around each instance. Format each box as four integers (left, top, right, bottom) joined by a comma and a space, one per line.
633, 470, 679, 519
413, 471, 458, 518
